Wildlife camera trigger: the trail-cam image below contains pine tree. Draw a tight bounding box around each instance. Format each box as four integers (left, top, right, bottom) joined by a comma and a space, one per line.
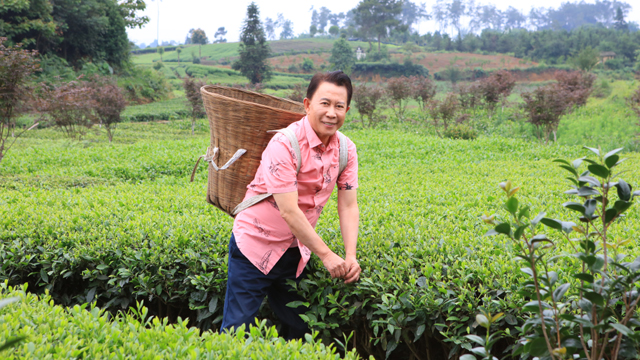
614, 7, 628, 31
232, 2, 272, 84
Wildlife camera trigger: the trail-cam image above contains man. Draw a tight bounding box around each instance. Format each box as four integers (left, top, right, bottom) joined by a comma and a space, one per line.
221, 71, 360, 340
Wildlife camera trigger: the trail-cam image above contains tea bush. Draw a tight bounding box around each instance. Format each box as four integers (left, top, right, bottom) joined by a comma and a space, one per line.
1, 122, 640, 359
443, 124, 478, 140
0, 283, 359, 359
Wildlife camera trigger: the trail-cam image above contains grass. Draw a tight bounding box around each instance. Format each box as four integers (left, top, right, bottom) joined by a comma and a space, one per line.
2, 111, 640, 358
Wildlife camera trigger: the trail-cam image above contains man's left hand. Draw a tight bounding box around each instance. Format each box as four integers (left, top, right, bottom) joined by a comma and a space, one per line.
344, 257, 361, 284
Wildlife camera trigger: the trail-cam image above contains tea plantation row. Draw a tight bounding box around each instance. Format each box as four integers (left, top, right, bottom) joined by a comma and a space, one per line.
0, 283, 358, 359
1, 125, 639, 359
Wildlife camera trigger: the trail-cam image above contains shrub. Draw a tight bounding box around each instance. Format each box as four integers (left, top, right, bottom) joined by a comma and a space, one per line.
477, 70, 515, 111
0, 38, 40, 164
481, 147, 640, 360
386, 76, 412, 120
288, 63, 298, 73
286, 83, 305, 103
36, 80, 96, 140
521, 84, 571, 143
409, 75, 436, 112
0, 295, 25, 352
443, 123, 477, 140
90, 77, 127, 143
118, 65, 170, 103
555, 70, 595, 108
429, 93, 460, 135
592, 78, 613, 98
456, 82, 483, 111
183, 77, 206, 135
152, 61, 164, 70
365, 45, 390, 62
352, 83, 387, 128
0, 284, 360, 359
628, 85, 640, 133
352, 62, 428, 78
440, 66, 462, 84
301, 57, 315, 73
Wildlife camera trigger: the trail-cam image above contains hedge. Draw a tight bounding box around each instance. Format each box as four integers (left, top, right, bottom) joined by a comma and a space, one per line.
352, 62, 429, 78
2, 127, 639, 359
0, 283, 359, 359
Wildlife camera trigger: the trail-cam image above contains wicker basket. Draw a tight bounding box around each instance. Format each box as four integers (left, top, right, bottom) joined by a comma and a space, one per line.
200, 85, 305, 217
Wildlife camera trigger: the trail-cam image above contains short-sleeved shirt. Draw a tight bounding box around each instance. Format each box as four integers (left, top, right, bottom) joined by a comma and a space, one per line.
232, 116, 358, 277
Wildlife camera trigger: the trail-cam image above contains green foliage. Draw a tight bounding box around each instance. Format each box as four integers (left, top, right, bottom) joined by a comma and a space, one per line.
0, 283, 359, 359
301, 57, 315, 73
0, 294, 25, 352
2, 115, 640, 358
572, 46, 599, 72
592, 78, 613, 98
364, 45, 390, 62
118, 65, 171, 103
484, 146, 640, 359
329, 38, 355, 75
443, 123, 478, 140
232, 2, 272, 84
152, 61, 164, 70
352, 61, 428, 78
0, 0, 57, 52
121, 97, 190, 122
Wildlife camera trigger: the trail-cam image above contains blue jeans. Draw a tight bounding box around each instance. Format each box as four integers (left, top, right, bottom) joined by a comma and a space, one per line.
221, 233, 310, 340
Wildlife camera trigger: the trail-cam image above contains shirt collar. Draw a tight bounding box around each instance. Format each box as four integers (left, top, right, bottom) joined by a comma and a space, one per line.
303, 116, 339, 151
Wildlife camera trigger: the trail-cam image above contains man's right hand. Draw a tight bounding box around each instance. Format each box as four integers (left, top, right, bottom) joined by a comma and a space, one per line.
321, 251, 348, 279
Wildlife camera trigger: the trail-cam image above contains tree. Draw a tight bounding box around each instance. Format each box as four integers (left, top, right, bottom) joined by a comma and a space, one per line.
183, 76, 206, 135
329, 38, 355, 75
264, 17, 277, 40
280, 20, 294, 39
37, 80, 96, 140
118, 0, 150, 29
354, 0, 404, 51
309, 25, 318, 37
90, 76, 126, 143
522, 84, 571, 143
614, 6, 628, 31
189, 28, 207, 58
0, 38, 40, 164
353, 83, 387, 128
214, 27, 227, 43
176, 46, 182, 64
386, 76, 412, 120
157, 46, 164, 61
572, 46, 599, 72
0, 0, 58, 54
233, 3, 271, 84
329, 25, 340, 38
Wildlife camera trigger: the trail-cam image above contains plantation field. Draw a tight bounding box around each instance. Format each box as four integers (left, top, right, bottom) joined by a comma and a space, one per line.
1, 113, 640, 358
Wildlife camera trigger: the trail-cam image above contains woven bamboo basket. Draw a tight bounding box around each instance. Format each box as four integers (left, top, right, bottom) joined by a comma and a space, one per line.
200, 85, 305, 217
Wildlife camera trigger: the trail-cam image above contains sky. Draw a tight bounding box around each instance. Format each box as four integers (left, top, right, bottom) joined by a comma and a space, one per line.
126, 0, 640, 47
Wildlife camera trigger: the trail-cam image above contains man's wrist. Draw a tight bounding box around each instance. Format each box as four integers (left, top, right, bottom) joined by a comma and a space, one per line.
345, 253, 357, 261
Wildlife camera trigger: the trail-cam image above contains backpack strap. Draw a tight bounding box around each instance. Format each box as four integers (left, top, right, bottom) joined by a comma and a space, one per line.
231, 128, 301, 216
337, 132, 348, 180
232, 129, 349, 216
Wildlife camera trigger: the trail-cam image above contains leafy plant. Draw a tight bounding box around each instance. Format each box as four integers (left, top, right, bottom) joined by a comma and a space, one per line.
0, 38, 40, 163
35, 79, 96, 140
0, 295, 26, 352
409, 75, 436, 112
556, 70, 595, 108
460, 311, 505, 360
386, 76, 412, 120
521, 83, 572, 143
444, 123, 478, 140
183, 76, 206, 135
429, 93, 460, 136
90, 76, 127, 143
484, 146, 640, 360
352, 83, 387, 128
477, 70, 515, 112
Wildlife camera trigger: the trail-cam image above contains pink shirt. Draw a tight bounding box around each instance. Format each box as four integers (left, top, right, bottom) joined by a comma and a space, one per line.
232, 116, 358, 277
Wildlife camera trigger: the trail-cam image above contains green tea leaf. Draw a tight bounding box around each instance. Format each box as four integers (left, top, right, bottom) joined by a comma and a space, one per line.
588, 164, 609, 179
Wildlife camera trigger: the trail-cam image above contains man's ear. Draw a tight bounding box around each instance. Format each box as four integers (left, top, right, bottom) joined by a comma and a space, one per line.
303, 97, 310, 114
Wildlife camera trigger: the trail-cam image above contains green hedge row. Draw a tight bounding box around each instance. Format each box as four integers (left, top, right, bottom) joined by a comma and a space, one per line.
0, 283, 359, 359
2, 128, 640, 359
352, 62, 429, 78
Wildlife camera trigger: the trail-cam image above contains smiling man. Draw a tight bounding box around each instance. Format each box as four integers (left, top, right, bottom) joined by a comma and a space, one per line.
221, 71, 360, 339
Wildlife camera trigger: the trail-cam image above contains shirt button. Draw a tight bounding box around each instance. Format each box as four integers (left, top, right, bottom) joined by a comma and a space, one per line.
282, 248, 286, 252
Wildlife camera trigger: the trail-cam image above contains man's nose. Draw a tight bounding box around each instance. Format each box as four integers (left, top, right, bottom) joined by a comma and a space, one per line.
326, 106, 337, 118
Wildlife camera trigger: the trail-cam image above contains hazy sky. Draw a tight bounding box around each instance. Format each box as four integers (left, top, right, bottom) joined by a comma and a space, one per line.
126, 0, 640, 46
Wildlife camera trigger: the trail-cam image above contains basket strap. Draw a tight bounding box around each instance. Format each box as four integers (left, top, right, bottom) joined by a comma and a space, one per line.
189, 146, 246, 182
232, 128, 301, 216
267, 128, 301, 174
338, 132, 348, 179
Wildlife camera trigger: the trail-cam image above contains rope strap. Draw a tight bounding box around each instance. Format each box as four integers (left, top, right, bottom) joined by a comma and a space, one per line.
189, 146, 246, 182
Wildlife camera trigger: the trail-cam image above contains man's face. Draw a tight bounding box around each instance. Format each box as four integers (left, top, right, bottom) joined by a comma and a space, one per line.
304, 81, 350, 146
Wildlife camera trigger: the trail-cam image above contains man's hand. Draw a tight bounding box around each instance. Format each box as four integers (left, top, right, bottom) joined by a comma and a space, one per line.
320, 252, 348, 279
344, 257, 361, 284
